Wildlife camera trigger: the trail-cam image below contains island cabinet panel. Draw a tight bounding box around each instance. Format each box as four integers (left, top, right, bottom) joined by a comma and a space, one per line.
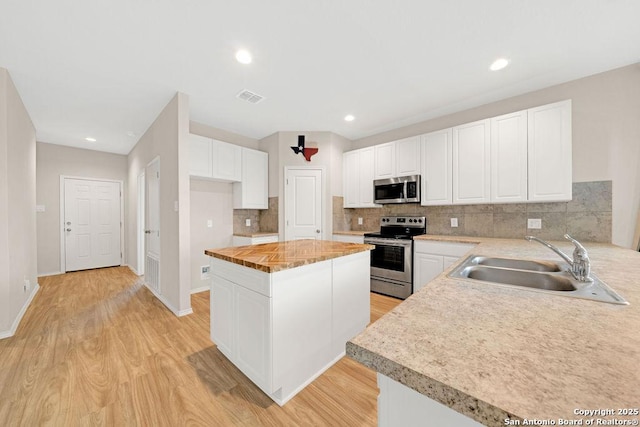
378, 374, 483, 427
209, 250, 370, 406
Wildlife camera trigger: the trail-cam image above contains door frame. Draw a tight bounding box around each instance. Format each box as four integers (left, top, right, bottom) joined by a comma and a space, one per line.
283, 166, 327, 241
59, 176, 124, 273
137, 171, 145, 276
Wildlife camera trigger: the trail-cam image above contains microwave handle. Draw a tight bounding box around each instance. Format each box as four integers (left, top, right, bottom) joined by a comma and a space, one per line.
403, 180, 407, 199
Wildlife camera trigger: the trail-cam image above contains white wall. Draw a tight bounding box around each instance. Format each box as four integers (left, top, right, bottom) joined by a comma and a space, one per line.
126, 92, 192, 316
35, 143, 128, 275
190, 121, 259, 150
189, 179, 233, 292
259, 131, 350, 240
353, 63, 640, 248
0, 68, 38, 337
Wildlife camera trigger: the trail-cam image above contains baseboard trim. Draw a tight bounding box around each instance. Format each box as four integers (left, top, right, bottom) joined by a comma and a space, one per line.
126, 265, 141, 276
0, 283, 41, 340
143, 282, 193, 317
37, 271, 63, 278
190, 285, 210, 294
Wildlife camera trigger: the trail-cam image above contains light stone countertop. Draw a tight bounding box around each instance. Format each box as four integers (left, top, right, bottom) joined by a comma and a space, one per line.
347, 235, 640, 426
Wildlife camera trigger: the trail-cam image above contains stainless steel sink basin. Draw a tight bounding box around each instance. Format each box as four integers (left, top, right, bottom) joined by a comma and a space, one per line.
460, 266, 575, 291
449, 255, 628, 305
468, 256, 561, 272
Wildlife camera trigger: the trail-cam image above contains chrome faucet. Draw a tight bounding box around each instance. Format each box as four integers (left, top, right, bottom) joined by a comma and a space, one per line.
525, 234, 592, 282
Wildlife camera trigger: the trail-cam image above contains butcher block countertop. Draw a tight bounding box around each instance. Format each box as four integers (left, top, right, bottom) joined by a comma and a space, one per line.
205, 239, 373, 273
347, 235, 640, 426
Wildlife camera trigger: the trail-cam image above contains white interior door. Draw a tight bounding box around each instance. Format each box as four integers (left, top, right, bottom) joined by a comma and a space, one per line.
285, 168, 323, 240
145, 158, 161, 292
63, 178, 122, 272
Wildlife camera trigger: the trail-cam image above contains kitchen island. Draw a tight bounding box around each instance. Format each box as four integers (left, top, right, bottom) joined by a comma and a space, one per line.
347, 236, 640, 427
205, 239, 373, 406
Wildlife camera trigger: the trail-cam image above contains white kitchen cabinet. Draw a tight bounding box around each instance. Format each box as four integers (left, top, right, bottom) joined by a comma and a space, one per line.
343, 147, 378, 208
233, 148, 268, 209
527, 100, 572, 202
209, 250, 370, 405
374, 142, 396, 179
332, 234, 364, 244
374, 138, 420, 180
413, 240, 475, 292
189, 133, 242, 182
421, 129, 453, 205
491, 110, 528, 203
232, 234, 278, 246
378, 374, 483, 427
395, 136, 421, 177
452, 119, 491, 204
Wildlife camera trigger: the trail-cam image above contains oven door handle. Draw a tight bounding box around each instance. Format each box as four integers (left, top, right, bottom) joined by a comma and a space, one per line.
364, 238, 412, 248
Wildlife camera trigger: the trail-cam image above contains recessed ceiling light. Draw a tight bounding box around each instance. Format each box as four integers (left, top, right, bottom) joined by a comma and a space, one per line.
235, 49, 252, 65
344, 115, 355, 122
85, 137, 96, 142
490, 58, 510, 71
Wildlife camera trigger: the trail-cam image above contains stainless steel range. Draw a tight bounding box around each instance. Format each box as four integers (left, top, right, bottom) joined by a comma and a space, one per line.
364, 215, 426, 299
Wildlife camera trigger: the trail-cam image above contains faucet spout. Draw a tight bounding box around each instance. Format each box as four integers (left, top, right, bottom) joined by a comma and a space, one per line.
524, 234, 592, 282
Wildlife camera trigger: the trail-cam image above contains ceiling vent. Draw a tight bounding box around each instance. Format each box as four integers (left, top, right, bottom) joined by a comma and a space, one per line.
236, 89, 265, 104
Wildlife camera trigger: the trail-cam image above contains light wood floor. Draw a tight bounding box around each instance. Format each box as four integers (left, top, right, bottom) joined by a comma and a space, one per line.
0, 267, 401, 426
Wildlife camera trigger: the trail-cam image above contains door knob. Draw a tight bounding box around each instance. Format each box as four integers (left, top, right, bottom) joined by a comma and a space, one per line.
66, 228, 72, 232
316, 229, 320, 233
66, 221, 71, 225
145, 230, 151, 234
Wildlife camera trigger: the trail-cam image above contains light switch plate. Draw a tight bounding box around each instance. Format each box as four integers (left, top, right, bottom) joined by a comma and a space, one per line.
207, 219, 213, 228
36, 205, 46, 212
358, 217, 363, 225
245, 219, 251, 227
450, 218, 458, 227
528, 218, 542, 229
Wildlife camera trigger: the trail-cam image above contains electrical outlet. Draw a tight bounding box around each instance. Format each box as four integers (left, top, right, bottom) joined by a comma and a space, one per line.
450, 218, 458, 228
201, 265, 210, 280
245, 218, 251, 227
528, 218, 542, 229
358, 217, 363, 225
207, 219, 213, 228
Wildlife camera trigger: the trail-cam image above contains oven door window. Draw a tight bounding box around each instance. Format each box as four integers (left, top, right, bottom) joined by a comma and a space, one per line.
371, 244, 406, 272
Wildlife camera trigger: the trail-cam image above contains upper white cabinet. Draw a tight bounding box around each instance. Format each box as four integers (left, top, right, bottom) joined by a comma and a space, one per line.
374, 137, 421, 179
233, 148, 268, 209
528, 100, 572, 202
421, 129, 452, 206
490, 110, 528, 203
452, 119, 491, 204
189, 133, 242, 182
374, 142, 396, 179
343, 147, 378, 208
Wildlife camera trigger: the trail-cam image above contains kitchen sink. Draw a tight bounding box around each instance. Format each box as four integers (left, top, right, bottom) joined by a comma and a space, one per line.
449, 255, 629, 305
467, 256, 561, 272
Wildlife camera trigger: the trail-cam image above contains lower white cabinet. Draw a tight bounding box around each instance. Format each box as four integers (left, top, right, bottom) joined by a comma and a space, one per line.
209, 251, 370, 405
332, 234, 365, 244
378, 374, 483, 427
232, 235, 278, 246
413, 241, 475, 292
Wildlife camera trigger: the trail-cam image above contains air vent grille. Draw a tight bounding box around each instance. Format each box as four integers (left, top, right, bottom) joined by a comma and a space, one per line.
236, 89, 265, 104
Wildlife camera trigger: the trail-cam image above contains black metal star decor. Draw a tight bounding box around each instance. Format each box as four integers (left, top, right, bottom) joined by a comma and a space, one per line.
291, 135, 318, 162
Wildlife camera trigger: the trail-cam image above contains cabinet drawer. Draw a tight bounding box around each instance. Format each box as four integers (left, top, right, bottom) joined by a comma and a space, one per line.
414, 241, 475, 257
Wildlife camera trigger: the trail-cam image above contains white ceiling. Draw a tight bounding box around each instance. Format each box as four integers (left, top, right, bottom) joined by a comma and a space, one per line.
1, 0, 639, 155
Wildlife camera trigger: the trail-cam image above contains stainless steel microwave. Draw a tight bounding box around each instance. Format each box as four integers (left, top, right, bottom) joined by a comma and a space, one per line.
374, 175, 421, 204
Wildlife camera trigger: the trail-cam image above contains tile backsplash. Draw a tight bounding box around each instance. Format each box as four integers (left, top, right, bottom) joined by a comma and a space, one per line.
345, 181, 612, 243
233, 197, 279, 234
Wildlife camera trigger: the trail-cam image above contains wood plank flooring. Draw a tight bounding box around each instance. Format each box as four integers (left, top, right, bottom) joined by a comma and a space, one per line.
0, 267, 401, 426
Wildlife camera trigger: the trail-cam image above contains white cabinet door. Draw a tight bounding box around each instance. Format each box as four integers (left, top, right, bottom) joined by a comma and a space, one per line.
358, 147, 377, 206
528, 100, 572, 202
374, 142, 396, 179
443, 255, 461, 270
235, 284, 272, 393
212, 140, 242, 182
421, 129, 453, 206
395, 136, 421, 177
211, 276, 234, 356
189, 134, 213, 177
233, 148, 268, 209
452, 119, 491, 204
491, 111, 528, 203
343, 150, 359, 208
413, 253, 444, 293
